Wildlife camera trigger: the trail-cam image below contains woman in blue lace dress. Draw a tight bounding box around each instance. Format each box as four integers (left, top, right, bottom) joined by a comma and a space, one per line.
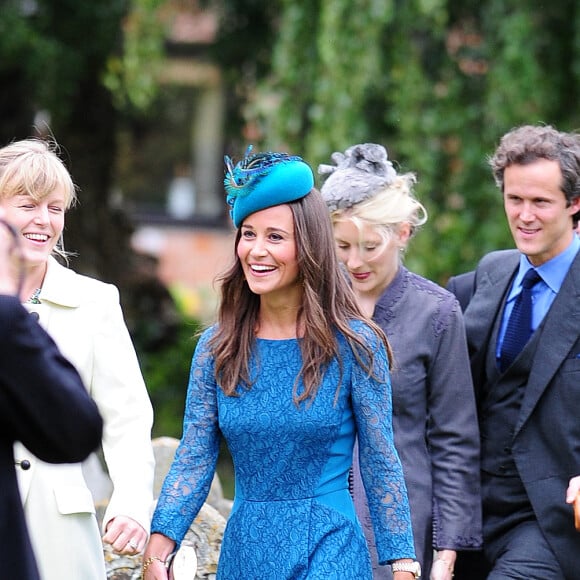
143, 149, 418, 580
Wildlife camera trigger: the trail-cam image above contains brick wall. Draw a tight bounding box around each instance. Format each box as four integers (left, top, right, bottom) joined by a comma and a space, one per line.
132, 225, 234, 321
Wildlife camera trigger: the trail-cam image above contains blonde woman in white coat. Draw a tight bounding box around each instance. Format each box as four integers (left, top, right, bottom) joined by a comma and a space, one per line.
0, 138, 155, 580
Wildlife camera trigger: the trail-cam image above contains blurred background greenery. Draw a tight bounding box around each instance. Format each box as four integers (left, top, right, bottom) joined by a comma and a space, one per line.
2, 0, 579, 497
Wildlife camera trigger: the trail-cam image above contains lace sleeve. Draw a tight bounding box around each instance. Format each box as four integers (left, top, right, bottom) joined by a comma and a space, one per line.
351, 322, 415, 564
150, 328, 222, 545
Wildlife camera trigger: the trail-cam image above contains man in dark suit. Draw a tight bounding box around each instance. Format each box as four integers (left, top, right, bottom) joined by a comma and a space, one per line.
0, 217, 103, 580
452, 125, 580, 579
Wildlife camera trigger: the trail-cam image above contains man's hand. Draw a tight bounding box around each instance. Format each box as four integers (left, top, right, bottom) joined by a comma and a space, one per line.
102, 515, 148, 554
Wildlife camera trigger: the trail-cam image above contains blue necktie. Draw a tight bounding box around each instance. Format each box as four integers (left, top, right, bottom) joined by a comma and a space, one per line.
499, 269, 542, 372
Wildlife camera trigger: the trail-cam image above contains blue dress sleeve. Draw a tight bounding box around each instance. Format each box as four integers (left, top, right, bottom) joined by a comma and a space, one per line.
150, 328, 221, 544
350, 322, 416, 564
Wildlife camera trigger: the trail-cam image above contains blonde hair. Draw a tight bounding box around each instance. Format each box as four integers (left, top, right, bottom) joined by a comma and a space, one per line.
0, 138, 77, 260
0, 139, 77, 209
330, 172, 427, 245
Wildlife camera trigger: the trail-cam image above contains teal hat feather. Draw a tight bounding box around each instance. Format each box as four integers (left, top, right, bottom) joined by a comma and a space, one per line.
224, 146, 314, 228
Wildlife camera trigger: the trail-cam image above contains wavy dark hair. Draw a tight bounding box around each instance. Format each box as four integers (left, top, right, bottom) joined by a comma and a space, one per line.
489, 124, 580, 226
209, 188, 392, 405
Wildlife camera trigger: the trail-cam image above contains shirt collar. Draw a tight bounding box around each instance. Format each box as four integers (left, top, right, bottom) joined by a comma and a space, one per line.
515, 234, 580, 294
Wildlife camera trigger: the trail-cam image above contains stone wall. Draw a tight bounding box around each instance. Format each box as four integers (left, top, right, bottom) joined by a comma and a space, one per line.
92, 437, 230, 579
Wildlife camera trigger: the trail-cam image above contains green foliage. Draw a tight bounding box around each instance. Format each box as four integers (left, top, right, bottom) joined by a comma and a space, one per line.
138, 315, 203, 439
306, 0, 394, 158
0, 0, 129, 126
103, 0, 167, 112
0, 0, 165, 125
245, 0, 580, 281
136, 313, 234, 495
3, 0, 580, 437
483, 7, 547, 128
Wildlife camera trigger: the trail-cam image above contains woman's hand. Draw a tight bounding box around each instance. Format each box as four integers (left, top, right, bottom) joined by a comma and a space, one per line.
102, 515, 148, 554
430, 550, 456, 580
142, 555, 170, 580
142, 532, 176, 580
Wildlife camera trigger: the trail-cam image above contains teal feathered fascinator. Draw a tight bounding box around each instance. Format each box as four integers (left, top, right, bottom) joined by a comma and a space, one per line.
224, 146, 314, 228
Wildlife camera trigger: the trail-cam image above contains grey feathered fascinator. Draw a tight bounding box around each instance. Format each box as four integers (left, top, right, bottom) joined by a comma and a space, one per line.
318, 143, 397, 212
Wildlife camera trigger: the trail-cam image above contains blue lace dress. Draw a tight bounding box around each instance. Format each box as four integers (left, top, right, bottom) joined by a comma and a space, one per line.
151, 321, 415, 579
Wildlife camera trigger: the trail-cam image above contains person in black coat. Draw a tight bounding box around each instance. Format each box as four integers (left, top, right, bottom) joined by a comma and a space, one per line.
0, 218, 103, 580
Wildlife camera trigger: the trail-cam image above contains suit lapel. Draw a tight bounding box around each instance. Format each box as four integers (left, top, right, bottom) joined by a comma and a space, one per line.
465, 251, 519, 396
515, 252, 580, 436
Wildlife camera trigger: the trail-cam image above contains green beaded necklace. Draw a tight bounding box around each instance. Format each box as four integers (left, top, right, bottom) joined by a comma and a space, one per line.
27, 288, 41, 304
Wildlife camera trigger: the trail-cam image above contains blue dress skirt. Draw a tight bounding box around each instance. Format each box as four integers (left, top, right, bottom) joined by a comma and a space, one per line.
151, 323, 415, 579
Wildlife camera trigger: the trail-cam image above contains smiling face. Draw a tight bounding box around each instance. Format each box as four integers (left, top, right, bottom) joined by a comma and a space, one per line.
0, 189, 66, 269
237, 204, 302, 305
503, 159, 580, 266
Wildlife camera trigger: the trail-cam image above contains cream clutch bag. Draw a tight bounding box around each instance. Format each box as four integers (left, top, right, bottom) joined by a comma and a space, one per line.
168, 546, 198, 580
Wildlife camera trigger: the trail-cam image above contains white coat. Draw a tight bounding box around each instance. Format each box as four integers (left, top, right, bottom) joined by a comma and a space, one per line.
14, 257, 155, 580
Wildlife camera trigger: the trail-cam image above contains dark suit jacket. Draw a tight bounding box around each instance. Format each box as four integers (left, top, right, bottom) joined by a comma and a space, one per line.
462, 249, 580, 579
446, 270, 475, 312
0, 295, 103, 580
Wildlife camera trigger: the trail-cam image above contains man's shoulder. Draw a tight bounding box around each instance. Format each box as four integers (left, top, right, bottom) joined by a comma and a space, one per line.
446, 251, 518, 311
446, 271, 476, 312
455, 250, 519, 313
478, 249, 519, 271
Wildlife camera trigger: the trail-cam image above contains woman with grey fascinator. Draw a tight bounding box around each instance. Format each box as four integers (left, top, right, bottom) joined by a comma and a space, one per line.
319, 143, 482, 580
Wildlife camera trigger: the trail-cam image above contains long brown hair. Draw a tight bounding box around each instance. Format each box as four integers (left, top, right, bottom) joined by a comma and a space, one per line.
209, 188, 392, 405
